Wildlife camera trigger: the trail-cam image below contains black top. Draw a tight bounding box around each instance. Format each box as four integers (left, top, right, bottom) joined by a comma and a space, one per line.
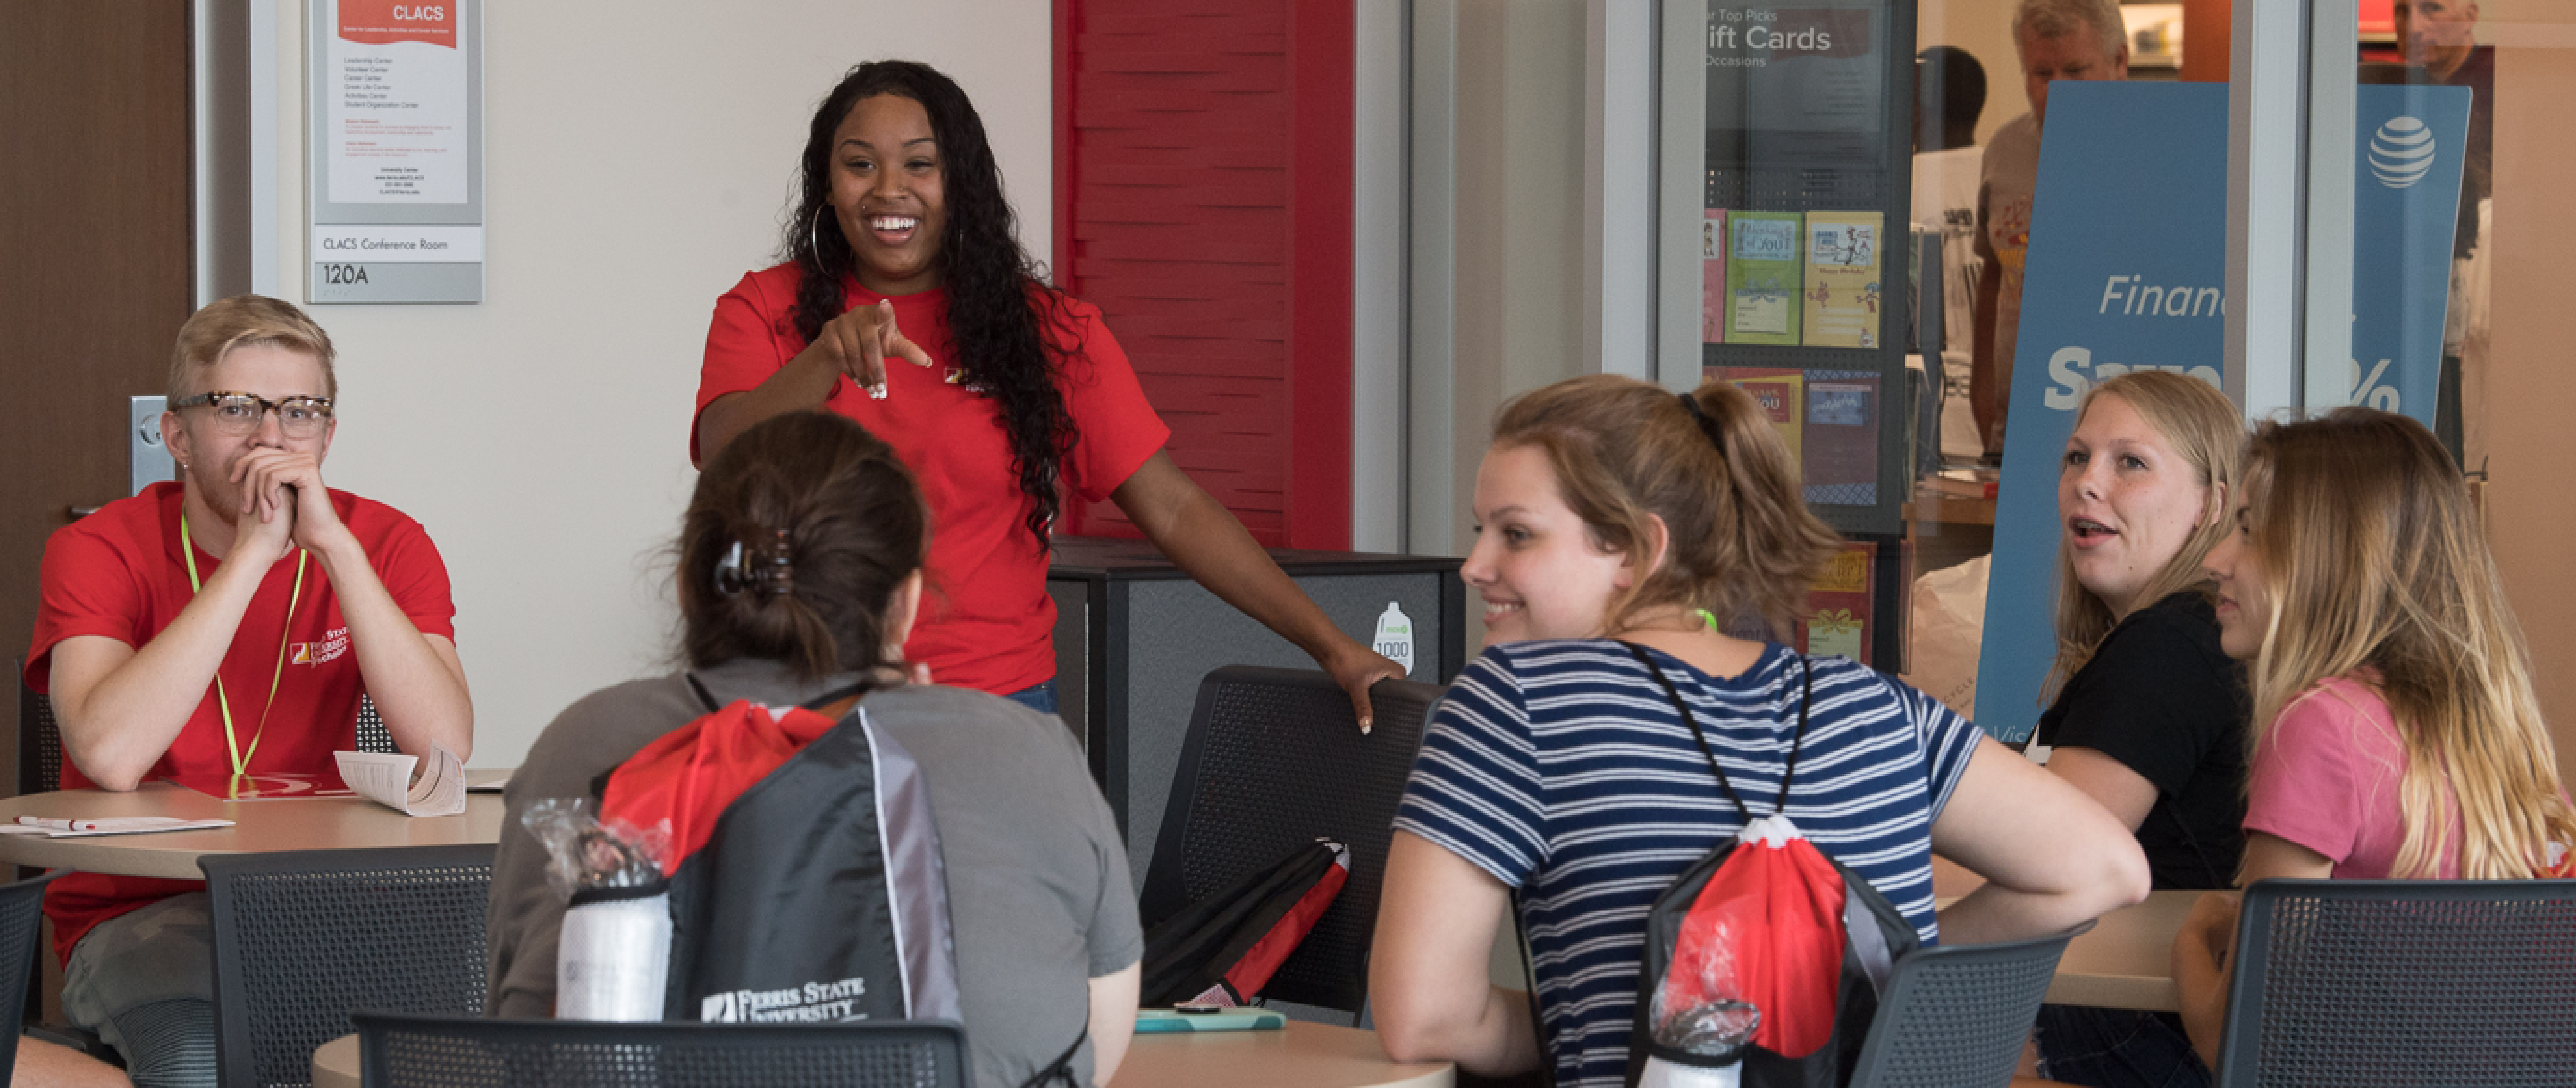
2035, 591, 2248, 890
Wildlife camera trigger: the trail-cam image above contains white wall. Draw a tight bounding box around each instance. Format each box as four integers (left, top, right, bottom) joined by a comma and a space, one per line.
262, 0, 1055, 766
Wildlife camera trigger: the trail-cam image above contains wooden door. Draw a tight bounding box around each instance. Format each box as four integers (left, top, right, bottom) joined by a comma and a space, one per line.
0, 0, 195, 735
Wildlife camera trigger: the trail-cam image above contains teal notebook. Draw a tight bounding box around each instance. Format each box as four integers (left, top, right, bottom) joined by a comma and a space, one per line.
1134, 1008, 1288, 1033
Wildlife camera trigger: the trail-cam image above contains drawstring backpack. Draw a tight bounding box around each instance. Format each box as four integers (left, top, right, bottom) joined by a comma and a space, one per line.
1609, 645, 1917, 1088
594, 677, 1095, 1087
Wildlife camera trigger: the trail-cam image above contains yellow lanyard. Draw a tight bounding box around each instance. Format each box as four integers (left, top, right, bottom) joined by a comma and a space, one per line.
179, 510, 308, 778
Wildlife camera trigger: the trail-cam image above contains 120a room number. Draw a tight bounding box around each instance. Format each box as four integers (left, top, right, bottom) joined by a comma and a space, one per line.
319, 264, 371, 285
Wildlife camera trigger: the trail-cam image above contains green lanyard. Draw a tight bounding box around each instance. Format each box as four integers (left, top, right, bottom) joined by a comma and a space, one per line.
179, 509, 308, 778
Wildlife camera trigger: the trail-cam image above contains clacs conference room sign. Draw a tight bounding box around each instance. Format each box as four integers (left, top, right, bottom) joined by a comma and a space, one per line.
308, 0, 485, 305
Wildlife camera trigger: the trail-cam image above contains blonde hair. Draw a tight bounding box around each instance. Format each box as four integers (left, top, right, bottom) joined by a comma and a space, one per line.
2240, 408, 2576, 878
168, 295, 338, 402
1490, 375, 1843, 639
2045, 371, 2243, 699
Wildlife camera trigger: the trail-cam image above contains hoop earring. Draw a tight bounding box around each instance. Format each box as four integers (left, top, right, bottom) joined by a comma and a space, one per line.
809, 205, 831, 263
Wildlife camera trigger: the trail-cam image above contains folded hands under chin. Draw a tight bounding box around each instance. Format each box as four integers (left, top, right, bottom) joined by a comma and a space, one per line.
228, 449, 354, 562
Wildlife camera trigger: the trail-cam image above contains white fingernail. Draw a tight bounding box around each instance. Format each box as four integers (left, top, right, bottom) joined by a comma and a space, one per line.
868, 382, 888, 400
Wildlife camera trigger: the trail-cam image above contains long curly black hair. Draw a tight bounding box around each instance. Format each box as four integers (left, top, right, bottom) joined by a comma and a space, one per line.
784, 60, 1077, 547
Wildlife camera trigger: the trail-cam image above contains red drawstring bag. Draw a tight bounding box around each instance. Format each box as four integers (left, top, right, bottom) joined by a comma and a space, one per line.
1654, 816, 1852, 1059
601, 699, 841, 877
1614, 646, 1917, 1088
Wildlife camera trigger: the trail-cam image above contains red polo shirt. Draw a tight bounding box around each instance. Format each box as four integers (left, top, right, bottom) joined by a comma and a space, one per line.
694, 266, 1170, 696
26, 481, 457, 962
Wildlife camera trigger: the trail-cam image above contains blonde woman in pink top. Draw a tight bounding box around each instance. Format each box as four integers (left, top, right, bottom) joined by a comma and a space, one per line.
2170, 408, 2576, 1065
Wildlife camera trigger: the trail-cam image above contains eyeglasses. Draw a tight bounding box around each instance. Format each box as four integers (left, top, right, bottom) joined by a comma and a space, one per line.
172, 391, 336, 438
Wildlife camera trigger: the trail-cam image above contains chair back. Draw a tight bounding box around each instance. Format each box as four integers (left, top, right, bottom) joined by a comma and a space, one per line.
1136, 666, 1439, 1019
0, 871, 61, 1069
353, 696, 393, 755
200, 844, 493, 1088
353, 1012, 968, 1088
2216, 877, 2576, 1087
1844, 919, 2092, 1088
16, 656, 62, 795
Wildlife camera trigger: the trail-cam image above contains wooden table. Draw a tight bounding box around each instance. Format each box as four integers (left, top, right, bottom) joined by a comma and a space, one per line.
0, 779, 507, 879
313, 1020, 1453, 1088
2045, 889, 2199, 1012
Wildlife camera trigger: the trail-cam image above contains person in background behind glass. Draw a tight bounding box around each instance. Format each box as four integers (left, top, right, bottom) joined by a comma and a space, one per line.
1974, 0, 2127, 463
1912, 44, 1988, 465
2393, 0, 2490, 261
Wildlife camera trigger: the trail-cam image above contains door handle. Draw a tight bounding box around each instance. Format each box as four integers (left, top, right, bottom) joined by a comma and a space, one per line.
70, 506, 101, 519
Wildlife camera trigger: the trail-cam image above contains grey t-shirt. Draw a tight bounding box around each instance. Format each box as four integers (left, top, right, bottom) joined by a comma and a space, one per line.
486, 659, 1141, 1087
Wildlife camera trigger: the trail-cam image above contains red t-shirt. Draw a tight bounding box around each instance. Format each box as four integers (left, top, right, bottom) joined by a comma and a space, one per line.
693, 266, 1171, 695
25, 481, 458, 962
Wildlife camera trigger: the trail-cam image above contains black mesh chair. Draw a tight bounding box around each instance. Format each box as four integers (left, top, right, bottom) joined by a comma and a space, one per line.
1136, 666, 1441, 1022
352, 696, 393, 757
2214, 878, 2576, 1087
353, 1013, 968, 1088
16, 655, 65, 795
1843, 919, 2091, 1088
0, 871, 62, 1075
200, 845, 493, 1088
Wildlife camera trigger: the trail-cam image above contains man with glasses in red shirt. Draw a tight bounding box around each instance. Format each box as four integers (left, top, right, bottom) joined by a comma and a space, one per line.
25, 294, 471, 1087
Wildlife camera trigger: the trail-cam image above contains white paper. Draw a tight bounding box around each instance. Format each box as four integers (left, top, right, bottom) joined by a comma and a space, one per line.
0, 816, 234, 838
335, 745, 467, 816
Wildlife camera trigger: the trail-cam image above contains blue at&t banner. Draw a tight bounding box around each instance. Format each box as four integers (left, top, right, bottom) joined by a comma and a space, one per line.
1973, 82, 2228, 742
1971, 81, 2470, 741
2349, 84, 2471, 425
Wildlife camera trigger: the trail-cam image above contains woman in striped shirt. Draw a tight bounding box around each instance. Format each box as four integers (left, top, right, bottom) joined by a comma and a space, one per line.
1369, 375, 2148, 1087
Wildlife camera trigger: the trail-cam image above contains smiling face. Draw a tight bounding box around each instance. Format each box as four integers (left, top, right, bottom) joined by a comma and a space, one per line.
2205, 504, 2273, 660
162, 342, 336, 521
1461, 443, 1637, 646
828, 94, 948, 295
2058, 393, 2215, 618
2017, 23, 2126, 127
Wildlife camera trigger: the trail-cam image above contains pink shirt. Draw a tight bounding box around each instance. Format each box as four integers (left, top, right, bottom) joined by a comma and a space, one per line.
2244, 675, 2461, 878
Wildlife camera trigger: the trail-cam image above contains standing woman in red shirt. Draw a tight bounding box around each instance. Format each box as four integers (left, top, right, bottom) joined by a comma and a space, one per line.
694, 60, 1398, 721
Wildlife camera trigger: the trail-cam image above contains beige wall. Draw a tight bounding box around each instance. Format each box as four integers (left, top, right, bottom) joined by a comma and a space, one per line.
1445, 0, 1591, 562
2479, 1, 2576, 785
263, 1, 1054, 766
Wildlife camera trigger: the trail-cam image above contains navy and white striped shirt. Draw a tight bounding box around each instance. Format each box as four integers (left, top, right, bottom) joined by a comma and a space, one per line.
1393, 640, 1984, 1088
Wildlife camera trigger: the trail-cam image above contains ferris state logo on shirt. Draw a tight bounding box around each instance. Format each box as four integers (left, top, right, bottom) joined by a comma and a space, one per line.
290, 627, 353, 667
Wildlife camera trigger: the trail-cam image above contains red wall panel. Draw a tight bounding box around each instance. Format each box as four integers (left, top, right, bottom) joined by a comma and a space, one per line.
1053, 0, 1352, 549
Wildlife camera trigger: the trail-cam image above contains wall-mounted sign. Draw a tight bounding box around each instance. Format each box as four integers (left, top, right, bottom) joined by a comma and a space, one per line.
307, 0, 483, 304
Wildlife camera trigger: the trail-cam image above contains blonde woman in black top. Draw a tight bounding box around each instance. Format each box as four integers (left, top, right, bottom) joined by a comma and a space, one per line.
2027, 370, 2245, 1088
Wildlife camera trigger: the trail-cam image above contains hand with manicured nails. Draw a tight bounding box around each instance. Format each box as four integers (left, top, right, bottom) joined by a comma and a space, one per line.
794, 298, 936, 399
1320, 640, 1405, 735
